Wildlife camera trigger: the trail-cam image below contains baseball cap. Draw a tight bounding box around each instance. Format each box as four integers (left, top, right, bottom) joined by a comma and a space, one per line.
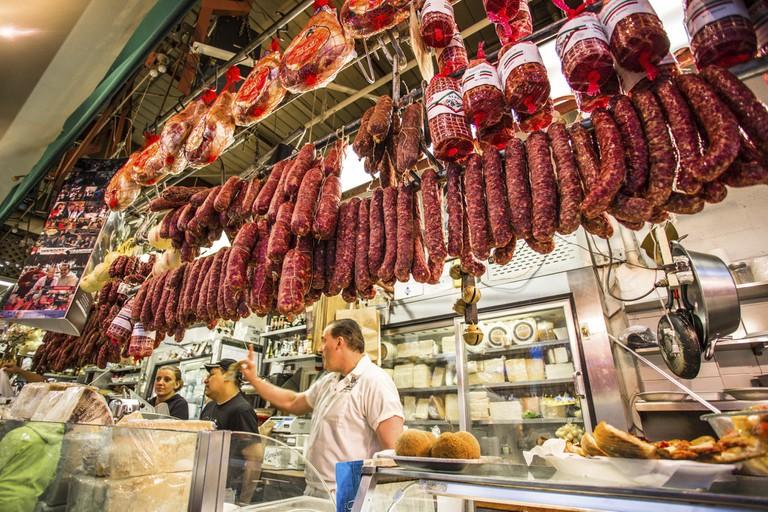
204, 358, 239, 373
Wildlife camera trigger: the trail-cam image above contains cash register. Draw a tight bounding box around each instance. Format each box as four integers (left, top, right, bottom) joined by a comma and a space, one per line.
262, 416, 312, 470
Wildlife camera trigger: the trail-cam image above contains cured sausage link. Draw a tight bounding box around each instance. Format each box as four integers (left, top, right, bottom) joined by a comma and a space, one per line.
526, 131, 558, 242
631, 89, 675, 207
395, 184, 415, 282
463, 153, 492, 259
379, 187, 399, 282
673, 74, 740, 182
654, 80, 702, 195
504, 138, 533, 240
611, 95, 649, 196
581, 109, 626, 219
420, 168, 448, 261
446, 163, 464, 257
481, 144, 514, 248
547, 122, 582, 235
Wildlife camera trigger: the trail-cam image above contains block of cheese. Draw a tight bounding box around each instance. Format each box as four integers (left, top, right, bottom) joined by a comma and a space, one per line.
415, 398, 430, 420
418, 339, 435, 356
484, 358, 505, 379
526, 358, 545, 381
413, 364, 431, 388
469, 371, 505, 385
403, 396, 417, 421
431, 366, 445, 387
67, 472, 192, 512
445, 394, 460, 422
489, 400, 523, 421
545, 362, 575, 380
393, 364, 415, 389
469, 391, 491, 420
505, 358, 529, 382
441, 336, 456, 354
553, 347, 570, 364
13, 383, 113, 425
428, 395, 445, 419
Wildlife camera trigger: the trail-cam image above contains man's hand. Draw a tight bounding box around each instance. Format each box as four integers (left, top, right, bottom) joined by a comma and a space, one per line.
239, 345, 259, 383
1, 361, 21, 374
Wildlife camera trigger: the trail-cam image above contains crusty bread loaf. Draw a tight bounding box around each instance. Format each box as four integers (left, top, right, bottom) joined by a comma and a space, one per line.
431, 431, 481, 459
395, 429, 436, 457
593, 421, 657, 459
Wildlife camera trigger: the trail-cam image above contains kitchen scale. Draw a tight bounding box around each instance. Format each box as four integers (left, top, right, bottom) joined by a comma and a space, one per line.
263, 416, 312, 470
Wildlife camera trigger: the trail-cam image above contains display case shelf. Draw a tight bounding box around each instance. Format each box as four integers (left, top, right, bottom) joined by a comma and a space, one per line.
260, 325, 307, 338
470, 378, 574, 391
406, 419, 454, 426
397, 385, 458, 394
472, 417, 583, 425
263, 353, 321, 364
381, 353, 456, 367
105, 381, 139, 388
467, 339, 571, 360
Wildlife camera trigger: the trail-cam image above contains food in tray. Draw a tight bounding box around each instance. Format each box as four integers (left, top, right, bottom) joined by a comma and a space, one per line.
431, 431, 482, 459
704, 405, 768, 474
396, 429, 437, 457
593, 421, 658, 459
541, 394, 577, 419
556, 423, 584, 443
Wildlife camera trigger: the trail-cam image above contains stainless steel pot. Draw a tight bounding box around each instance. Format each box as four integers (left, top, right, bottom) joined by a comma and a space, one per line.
670, 242, 741, 353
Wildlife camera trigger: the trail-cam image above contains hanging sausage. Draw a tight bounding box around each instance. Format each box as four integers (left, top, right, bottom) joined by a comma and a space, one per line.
461, 43, 506, 129
498, 41, 551, 115
436, 30, 469, 75
425, 74, 474, 162
420, 0, 457, 48
495, 0, 533, 45
556, 13, 617, 96
684, 0, 756, 69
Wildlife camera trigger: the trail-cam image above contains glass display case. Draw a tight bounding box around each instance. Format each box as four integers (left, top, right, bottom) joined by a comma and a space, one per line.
0, 418, 334, 512
380, 320, 462, 433
380, 299, 591, 457
457, 299, 590, 461
147, 355, 210, 418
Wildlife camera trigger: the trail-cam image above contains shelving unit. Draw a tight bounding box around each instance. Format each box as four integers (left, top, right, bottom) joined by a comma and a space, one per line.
472, 418, 584, 426
397, 385, 458, 395
470, 378, 574, 392
260, 324, 306, 338
467, 339, 570, 360
381, 353, 456, 368
263, 353, 321, 364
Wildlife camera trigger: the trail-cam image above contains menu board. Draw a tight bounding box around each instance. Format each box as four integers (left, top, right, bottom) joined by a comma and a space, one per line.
0, 158, 123, 334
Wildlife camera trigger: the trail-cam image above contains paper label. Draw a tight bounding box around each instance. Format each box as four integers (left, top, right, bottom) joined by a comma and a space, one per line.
556, 13, 609, 58
426, 89, 464, 120
685, 0, 750, 38
499, 41, 545, 85
421, 0, 453, 21
598, 0, 657, 41
461, 62, 502, 94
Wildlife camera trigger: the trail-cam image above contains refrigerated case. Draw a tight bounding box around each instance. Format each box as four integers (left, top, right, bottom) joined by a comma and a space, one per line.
381, 299, 592, 459
147, 356, 210, 419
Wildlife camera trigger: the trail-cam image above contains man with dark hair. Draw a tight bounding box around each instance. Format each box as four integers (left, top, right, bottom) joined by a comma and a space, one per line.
240, 318, 403, 496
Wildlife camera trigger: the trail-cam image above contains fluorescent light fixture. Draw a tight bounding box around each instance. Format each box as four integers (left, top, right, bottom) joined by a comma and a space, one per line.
0, 26, 38, 39
0, 278, 16, 288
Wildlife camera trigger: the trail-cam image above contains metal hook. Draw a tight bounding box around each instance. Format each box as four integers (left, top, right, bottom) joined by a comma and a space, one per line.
378, 34, 395, 65
419, 139, 444, 175
356, 39, 376, 84
386, 29, 408, 68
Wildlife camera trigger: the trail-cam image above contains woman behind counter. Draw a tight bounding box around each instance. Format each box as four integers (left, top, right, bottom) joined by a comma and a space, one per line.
148, 366, 189, 420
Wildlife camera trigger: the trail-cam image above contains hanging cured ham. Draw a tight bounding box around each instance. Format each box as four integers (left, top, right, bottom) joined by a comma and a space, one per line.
159, 94, 210, 168
185, 68, 241, 168
130, 136, 165, 186
105, 156, 142, 211
233, 40, 286, 127
340, 0, 410, 38
279, 0, 355, 94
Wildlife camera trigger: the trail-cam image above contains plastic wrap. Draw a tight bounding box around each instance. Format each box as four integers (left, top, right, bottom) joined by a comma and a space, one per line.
340, 0, 410, 38
556, 13, 617, 95
750, 0, 768, 56
599, 0, 670, 77
279, 1, 355, 93
10, 383, 113, 425
129, 138, 165, 186
499, 41, 551, 115
158, 97, 208, 164
105, 160, 141, 211
684, 0, 756, 68
461, 43, 506, 129
233, 43, 286, 127
420, 0, 457, 48
516, 98, 554, 133
67, 472, 192, 512
495, 0, 532, 45
425, 74, 474, 161
436, 30, 469, 74
484, 0, 521, 40
185, 69, 240, 168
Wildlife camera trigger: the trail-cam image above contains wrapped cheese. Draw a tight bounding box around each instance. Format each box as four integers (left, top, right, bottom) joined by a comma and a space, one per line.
67, 472, 192, 512
428, 395, 446, 419
505, 358, 529, 382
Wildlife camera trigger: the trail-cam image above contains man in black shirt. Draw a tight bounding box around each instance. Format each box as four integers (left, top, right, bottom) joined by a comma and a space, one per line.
200, 359, 261, 503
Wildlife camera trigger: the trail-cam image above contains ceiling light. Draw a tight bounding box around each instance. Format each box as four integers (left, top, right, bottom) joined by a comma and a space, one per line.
0, 26, 38, 39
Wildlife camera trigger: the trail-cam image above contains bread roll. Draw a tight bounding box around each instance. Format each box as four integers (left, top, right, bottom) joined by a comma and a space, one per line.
395, 429, 437, 457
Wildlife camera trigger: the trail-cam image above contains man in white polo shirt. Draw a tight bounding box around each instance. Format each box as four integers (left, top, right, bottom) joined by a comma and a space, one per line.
240, 318, 403, 496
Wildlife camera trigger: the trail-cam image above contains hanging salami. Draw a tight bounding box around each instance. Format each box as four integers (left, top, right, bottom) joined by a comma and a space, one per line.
478, 113, 517, 150
498, 41, 551, 115
340, 0, 409, 38
461, 43, 505, 129
556, 13, 617, 95
436, 31, 469, 75
599, 0, 669, 77
420, 0, 457, 48
234, 41, 286, 127
574, 73, 620, 113
516, 99, 554, 133
496, 0, 533, 45
684, 0, 756, 69
551, 0, 598, 19
425, 74, 474, 162
279, 0, 356, 94
751, 0, 768, 56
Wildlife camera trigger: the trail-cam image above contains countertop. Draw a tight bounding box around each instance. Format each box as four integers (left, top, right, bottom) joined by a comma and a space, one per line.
634, 400, 766, 413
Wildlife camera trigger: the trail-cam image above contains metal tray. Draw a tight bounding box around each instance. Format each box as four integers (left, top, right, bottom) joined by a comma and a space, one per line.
724, 388, 768, 401
636, 392, 690, 402
391, 455, 485, 472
